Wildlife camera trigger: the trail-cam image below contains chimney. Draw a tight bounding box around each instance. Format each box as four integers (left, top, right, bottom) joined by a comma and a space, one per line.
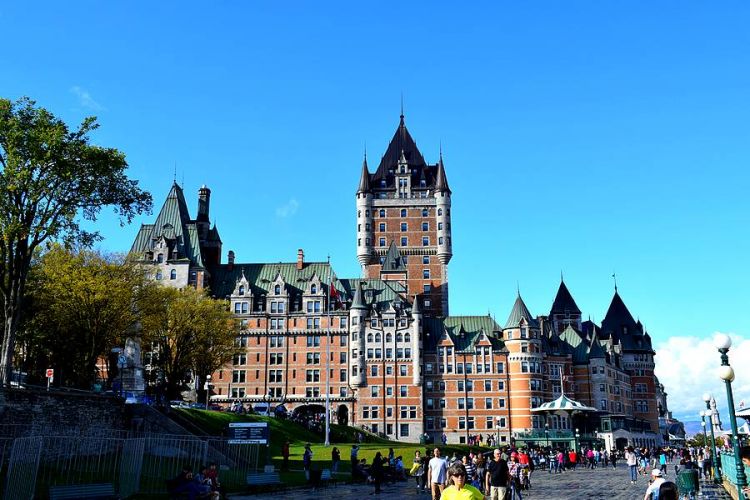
227, 250, 235, 271
197, 185, 211, 223
296, 249, 304, 270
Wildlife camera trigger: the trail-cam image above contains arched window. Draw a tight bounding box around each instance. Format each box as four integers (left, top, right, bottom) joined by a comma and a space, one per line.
311, 284, 317, 294
155, 271, 163, 280
395, 333, 402, 343
367, 333, 373, 343
170, 269, 177, 280
404, 333, 411, 343
438, 208, 443, 216
157, 253, 164, 263
375, 333, 382, 343
274, 284, 281, 295
386, 333, 393, 343
379, 209, 385, 217
239, 285, 245, 295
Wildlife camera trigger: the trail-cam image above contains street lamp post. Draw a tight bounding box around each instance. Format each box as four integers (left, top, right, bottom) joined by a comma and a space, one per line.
702, 392, 722, 483
575, 427, 580, 453
496, 418, 502, 447
700, 414, 707, 445
204, 375, 212, 410
545, 423, 550, 449
714, 333, 748, 492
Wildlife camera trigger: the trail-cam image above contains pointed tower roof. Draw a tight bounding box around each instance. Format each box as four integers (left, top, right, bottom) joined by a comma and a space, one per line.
504, 294, 539, 329
588, 333, 606, 359
601, 291, 641, 337
435, 154, 451, 194
351, 281, 367, 310
374, 115, 427, 177
381, 241, 407, 273
412, 294, 421, 315
550, 280, 581, 316
357, 155, 371, 194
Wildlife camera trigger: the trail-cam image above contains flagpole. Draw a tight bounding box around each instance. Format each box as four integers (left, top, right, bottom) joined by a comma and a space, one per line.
325, 256, 332, 447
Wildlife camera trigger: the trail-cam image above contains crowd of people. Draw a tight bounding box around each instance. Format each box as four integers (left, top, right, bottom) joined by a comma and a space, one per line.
166, 463, 223, 500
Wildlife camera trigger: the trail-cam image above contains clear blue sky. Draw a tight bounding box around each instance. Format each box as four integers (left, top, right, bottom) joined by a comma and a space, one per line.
3, 2, 749, 344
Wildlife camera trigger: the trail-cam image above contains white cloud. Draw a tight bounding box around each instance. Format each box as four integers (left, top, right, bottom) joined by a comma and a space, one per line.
655, 332, 750, 424
70, 86, 105, 111
275, 198, 299, 218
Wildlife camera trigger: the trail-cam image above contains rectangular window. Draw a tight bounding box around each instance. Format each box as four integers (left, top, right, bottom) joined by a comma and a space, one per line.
400, 386, 407, 397
423, 255, 430, 265
485, 397, 492, 409
401, 222, 407, 232
400, 365, 407, 376
422, 237, 429, 246
401, 237, 408, 246
400, 424, 409, 437
379, 223, 386, 231
379, 238, 386, 247
422, 222, 428, 231
232, 370, 246, 383
371, 386, 379, 397
423, 269, 430, 279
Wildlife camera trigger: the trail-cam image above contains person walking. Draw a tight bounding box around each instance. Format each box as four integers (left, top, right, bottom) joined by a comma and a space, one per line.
371, 451, 385, 494
626, 446, 639, 484
351, 445, 360, 481
428, 448, 448, 500
410, 450, 427, 494
508, 453, 524, 500
303, 443, 313, 481
485, 448, 509, 500
331, 447, 340, 473
281, 440, 290, 471
441, 462, 483, 500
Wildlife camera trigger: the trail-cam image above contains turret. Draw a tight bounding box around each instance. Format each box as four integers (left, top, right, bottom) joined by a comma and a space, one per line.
435, 154, 452, 265
349, 281, 368, 387
356, 156, 373, 268
411, 295, 422, 385
197, 184, 211, 222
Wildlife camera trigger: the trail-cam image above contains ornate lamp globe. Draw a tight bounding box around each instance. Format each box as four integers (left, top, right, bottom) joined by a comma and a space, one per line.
714, 333, 732, 350
718, 365, 735, 382
702, 392, 711, 403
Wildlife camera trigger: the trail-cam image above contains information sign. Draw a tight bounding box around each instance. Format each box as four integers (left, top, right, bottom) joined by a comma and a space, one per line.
227, 422, 269, 444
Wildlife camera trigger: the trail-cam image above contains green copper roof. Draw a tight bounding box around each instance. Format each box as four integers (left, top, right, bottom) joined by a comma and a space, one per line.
424, 316, 504, 353
559, 325, 589, 364
504, 295, 539, 329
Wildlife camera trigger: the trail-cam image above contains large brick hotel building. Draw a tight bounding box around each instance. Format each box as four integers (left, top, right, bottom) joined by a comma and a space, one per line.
130, 114, 668, 450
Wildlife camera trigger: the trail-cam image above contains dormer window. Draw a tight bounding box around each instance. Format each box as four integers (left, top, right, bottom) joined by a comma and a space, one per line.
420, 180, 426, 188
311, 284, 317, 294
170, 269, 177, 280
521, 327, 528, 339
380, 180, 386, 188
239, 285, 245, 296
157, 253, 164, 263
275, 284, 281, 295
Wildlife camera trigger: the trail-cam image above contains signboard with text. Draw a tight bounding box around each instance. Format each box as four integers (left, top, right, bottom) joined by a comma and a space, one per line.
227, 422, 269, 445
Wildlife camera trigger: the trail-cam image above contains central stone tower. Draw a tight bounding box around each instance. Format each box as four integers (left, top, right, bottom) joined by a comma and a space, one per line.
355, 114, 452, 316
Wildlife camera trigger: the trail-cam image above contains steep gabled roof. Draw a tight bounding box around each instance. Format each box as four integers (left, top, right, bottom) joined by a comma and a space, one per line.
504, 295, 539, 329
374, 115, 426, 176
129, 182, 204, 267
550, 280, 581, 316
423, 316, 505, 352
601, 291, 641, 337
381, 241, 406, 273
588, 333, 606, 359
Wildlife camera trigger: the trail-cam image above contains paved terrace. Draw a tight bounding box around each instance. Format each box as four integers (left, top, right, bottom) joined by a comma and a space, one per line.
231, 462, 732, 499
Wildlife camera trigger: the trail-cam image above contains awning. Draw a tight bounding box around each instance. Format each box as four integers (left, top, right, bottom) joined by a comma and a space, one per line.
531, 394, 597, 413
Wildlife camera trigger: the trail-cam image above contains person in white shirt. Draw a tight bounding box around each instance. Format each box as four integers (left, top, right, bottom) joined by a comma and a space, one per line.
644, 469, 666, 500
428, 448, 448, 500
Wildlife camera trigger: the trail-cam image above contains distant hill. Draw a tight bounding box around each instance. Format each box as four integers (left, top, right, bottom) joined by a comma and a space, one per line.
682, 420, 703, 437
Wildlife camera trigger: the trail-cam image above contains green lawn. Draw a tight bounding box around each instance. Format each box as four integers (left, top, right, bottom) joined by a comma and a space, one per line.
176, 409, 491, 477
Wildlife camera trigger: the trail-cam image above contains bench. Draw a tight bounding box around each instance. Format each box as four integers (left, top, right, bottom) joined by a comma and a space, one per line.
49, 483, 118, 500
247, 471, 282, 489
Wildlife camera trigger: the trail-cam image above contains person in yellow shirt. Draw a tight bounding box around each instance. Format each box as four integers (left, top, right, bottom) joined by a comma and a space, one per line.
442, 462, 484, 500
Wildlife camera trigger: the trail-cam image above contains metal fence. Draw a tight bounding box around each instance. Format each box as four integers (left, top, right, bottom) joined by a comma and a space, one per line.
1, 434, 263, 499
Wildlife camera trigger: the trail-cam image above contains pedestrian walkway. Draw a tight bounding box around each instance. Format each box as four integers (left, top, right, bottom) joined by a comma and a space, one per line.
230, 463, 732, 499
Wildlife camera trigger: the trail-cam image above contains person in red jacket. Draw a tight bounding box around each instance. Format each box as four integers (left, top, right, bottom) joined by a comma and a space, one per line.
568, 449, 577, 470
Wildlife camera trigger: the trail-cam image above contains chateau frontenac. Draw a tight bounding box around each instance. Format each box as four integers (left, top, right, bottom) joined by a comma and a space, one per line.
131, 114, 676, 450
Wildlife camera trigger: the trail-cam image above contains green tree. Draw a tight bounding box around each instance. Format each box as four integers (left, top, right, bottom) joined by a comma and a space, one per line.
20, 245, 153, 388
141, 286, 240, 401
0, 97, 151, 385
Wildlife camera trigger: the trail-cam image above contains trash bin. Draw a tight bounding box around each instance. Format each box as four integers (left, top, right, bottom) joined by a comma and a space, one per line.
676, 469, 699, 499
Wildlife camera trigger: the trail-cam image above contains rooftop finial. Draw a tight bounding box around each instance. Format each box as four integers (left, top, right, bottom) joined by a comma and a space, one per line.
612, 272, 618, 292
400, 92, 404, 120
173, 161, 177, 183
516, 281, 520, 297
439, 140, 443, 160
561, 270, 564, 282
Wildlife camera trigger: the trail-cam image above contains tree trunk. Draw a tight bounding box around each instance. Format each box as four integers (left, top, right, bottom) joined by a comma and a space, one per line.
0, 291, 23, 387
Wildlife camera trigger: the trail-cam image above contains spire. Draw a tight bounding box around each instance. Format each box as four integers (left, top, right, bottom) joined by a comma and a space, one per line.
504, 294, 539, 329
351, 281, 367, 310
357, 155, 371, 194
550, 280, 581, 316
602, 290, 639, 337
435, 153, 451, 194
412, 294, 421, 315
